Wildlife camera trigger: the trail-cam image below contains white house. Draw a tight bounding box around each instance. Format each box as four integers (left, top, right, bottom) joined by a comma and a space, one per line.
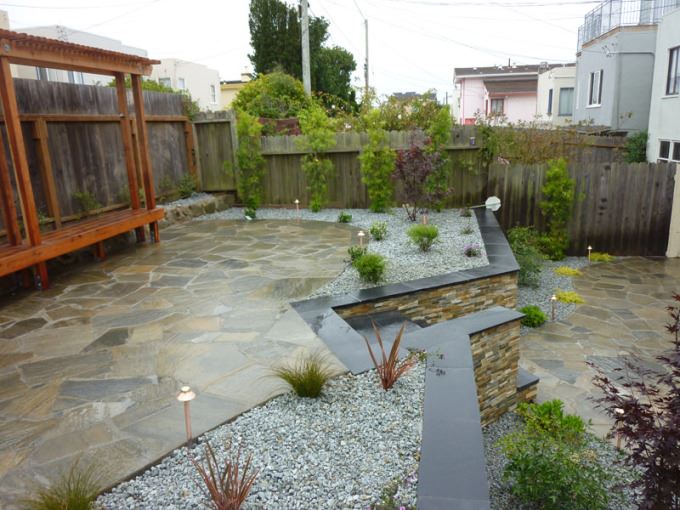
647, 7, 680, 163
536, 64, 576, 126
150, 59, 221, 111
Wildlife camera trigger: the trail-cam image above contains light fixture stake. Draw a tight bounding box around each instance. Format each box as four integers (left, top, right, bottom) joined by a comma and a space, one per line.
358, 230, 365, 247
588, 245, 592, 263
294, 199, 300, 221
550, 294, 557, 321
615, 407, 624, 449
177, 385, 196, 445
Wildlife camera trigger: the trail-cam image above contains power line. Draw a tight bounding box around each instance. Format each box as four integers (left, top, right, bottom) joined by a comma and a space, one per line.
0, 1, 153, 8
377, 0, 599, 6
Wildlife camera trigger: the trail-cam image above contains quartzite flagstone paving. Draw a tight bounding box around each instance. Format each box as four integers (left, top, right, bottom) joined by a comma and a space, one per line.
0, 220, 354, 508
520, 256, 680, 438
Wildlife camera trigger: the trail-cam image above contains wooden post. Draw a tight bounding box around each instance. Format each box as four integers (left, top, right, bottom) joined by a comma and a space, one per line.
32, 119, 62, 229
130, 74, 159, 242
183, 120, 199, 188
0, 57, 42, 248
0, 134, 21, 245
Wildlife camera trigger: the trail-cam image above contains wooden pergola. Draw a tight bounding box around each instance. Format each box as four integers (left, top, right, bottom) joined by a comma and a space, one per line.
0, 29, 165, 290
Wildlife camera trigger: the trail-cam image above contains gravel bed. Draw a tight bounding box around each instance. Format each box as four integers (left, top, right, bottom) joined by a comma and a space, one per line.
98, 364, 425, 510
161, 192, 212, 208
196, 207, 488, 297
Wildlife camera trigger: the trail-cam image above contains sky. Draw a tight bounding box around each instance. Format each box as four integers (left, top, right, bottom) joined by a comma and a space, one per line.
2, 0, 599, 102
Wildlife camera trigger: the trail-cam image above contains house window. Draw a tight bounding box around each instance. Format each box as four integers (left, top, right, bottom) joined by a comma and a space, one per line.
674, 143, 680, 162
667, 46, 679, 95
158, 77, 171, 88
547, 89, 553, 115
177, 77, 185, 90
558, 87, 574, 116
35, 67, 49, 81
490, 98, 504, 114
210, 84, 217, 104
588, 70, 603, 106
659, 140, 671, 160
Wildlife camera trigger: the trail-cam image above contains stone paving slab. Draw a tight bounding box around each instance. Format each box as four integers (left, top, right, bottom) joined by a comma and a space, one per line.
0, 219, 354, 508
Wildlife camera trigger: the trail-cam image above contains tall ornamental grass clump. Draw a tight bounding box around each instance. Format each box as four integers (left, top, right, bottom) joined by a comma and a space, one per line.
297, 104, 336, 212
359, 109, 396, 213
21, 460, 101, 510
272, 352, 334, 398
407, 224, 439, 252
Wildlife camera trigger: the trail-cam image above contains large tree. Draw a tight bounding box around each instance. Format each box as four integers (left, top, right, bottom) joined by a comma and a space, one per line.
248, 0, 356, 107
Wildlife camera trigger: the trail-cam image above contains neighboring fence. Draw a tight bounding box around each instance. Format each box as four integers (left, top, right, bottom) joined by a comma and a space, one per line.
193, 110, 237, 192
0, 79, 194, 233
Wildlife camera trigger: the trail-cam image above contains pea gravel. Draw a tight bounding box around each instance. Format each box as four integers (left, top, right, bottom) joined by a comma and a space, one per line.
196, 207, 488, 297
97, 364, 425, 510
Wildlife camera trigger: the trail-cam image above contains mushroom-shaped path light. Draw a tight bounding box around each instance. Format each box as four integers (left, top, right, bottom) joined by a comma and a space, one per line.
177, 386, 196, 444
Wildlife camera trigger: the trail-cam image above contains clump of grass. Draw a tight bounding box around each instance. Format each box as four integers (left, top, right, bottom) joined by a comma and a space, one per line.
590, 252, 614, 263
244, 207, 257, 219
407, 224, 439, 252
272, 352, 333, 398
178, 173, 197, 199
554, 266, 583, 277
364, 321, 416, 390
354, 253, 386, 283
347, 245, 367, 264
555, 290, 585, 304
72, 190, 101, 217
191, 441, 258, 510
21, 459, 101, 510
460, 224, 474, 235
337, 211, 352, 223
369, 221, 388, 241
460, 207, 472, 217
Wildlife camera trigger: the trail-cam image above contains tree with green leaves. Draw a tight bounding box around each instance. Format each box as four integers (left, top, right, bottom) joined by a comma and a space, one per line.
297, 103, 336, 212
107, 77, 199, 119
232, 72, 311, 119
233, 111, 266, 217
359, 109, 396, 212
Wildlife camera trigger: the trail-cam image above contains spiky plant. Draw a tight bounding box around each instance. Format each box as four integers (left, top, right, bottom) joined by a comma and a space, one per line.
364, 321, 416, 390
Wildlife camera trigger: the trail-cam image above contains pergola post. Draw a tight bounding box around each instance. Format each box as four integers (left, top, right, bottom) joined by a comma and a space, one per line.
114, 72, 145, 243
0, 136, 21, 245
130, 74, 159, 242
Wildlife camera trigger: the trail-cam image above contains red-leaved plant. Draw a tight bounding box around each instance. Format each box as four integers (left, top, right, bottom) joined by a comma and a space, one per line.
591, 293, 680, 510
191, 442, 258, 510
364, 321, 416, 390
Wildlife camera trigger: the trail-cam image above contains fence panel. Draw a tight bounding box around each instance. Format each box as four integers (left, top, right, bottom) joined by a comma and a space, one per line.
194, 111, 236, 192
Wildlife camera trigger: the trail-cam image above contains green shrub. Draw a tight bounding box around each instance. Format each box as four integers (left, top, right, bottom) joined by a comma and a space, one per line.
554, 266, 583, 277
347, 245, 367, 264
624, 130, 647, 163
234, 111, 265, 213
297, 104, 336, 212
22, 460, 101, 510
354, 253, 386, 283
337, 211, 352, 223
272, 352, 333, 398
459, 207, 472, 218
359, 109, 396, 213
590, 251, 614, 263
232, 71, 312, 119
244, 207, 257, 219
178, 173, 197, 199
407, 224, 439, 252
500, 400, 612, 510
72, 191, 101, 217
555, 290, 585, 304
507, 227, 544, 288
520, 305, 547, 328
369, 221, 388, 241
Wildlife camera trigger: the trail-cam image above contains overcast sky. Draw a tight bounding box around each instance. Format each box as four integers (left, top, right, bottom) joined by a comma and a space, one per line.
3, 0, 598, 102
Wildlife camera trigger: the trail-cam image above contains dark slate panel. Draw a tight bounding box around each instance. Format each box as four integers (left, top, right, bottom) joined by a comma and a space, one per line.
517, 367, 540, 391
418, 495, 491, 510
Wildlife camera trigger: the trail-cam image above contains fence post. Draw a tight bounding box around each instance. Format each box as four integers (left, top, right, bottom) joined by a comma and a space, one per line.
31, 119, 61, 228
666, 163, 680, 257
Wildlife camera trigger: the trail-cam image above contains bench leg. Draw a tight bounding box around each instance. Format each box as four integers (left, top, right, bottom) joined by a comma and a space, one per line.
135, 226, 146, 243
150, 222, 160, 243
94, 241, 106, 261
20, 269, 32, 289
35, 262, 49, 290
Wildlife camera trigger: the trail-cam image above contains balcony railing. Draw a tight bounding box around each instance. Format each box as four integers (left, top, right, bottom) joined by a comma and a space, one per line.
577, 0, 680, 50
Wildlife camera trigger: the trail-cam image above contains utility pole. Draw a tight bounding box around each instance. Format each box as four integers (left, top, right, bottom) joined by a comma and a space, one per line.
364, 19, 369, 98
301, 0, 311, 95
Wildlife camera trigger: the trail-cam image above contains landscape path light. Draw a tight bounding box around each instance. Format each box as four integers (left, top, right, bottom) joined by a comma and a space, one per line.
358, 230, 365, 247
588, 245, 592, 262
294, 199, 300, 221
177, 385, 196, 445
615, 407, 625, 449
550, 294, 557, 321
422, 211, 429, 225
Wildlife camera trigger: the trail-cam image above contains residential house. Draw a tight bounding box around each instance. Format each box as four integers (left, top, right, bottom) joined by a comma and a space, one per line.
647, 7, 680, 163
221, 71, 251, 108
536, 64, 577, 126
453, 64, 560, 124
150, 59, 221, 111
573, 0, 679, 134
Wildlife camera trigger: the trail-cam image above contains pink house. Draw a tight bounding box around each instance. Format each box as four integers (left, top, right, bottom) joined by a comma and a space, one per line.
454, 64, 559, 125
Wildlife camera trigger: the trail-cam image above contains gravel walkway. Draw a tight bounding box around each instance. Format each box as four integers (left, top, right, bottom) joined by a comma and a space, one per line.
196, 207, 488, 297
98, 364, 425, 510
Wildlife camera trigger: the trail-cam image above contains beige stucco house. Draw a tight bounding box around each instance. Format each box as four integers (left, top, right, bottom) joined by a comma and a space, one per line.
536, 64, 576, 126
150, 59, 221, 111
221, 72, 251, 109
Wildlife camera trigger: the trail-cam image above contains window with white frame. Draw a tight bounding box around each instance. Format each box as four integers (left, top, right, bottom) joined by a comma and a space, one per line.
158, 77, 171, 88
210, 84, 217, 104
667, 46, 679, 95
658, 140, 680, 162
558, 87, 574, 116
490, 98, 504, 114
177, 77, 185, 90
547, 88, 553, 115
588, 70, 603, 106
67, 70, 85, 85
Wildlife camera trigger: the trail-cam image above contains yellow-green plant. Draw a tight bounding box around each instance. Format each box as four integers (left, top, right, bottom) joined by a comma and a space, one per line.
554, 266, 583, 277
272, 352, 334, 398
590, 252, 614, 263
358, 109, 396, 213
21, 459, 101, 510
555, 290, 585, 304
297, 104, 336, 212
234, 111, 265, 214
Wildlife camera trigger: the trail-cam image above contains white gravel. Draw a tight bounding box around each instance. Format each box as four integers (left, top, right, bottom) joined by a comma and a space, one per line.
196, 207, 488, 297
98, 364, 425, 510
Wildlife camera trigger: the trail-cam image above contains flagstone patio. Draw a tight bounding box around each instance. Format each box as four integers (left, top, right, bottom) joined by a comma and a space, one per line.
520, 256, 680, 438
0, 219, 354, 508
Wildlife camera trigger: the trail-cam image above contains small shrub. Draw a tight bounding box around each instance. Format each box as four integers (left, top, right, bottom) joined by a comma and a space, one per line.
464, 243, 482, 257
590, 251, 614, 263
624, 130, 647, 163
178, 173, 197, 199
363, 321, 416, 390
555, 290, 585, 304
508, 227, 544, 288
369, 221, 388, 241
459, 207, 472, 218
272, 352, 333, 398
337, 211, 352, 223
72, 190, 101, 217
347, 245, 367, 264
500, 400, 612, 510
354, 253, 386, 283
21, 459, 101, 510
407, 224, 439, 252
159, 176, 175, 195
520, 305, 547, 328
554, 266, 583, 277
191, 441, 258, 510
460, 225, 474, 235
244, 207, 257, 219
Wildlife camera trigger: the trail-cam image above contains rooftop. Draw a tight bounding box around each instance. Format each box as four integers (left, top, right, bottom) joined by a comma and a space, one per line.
454, 63, 569, 81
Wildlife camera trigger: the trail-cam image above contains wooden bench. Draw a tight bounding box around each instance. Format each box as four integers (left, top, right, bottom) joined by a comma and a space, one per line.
0, 207, 164, 288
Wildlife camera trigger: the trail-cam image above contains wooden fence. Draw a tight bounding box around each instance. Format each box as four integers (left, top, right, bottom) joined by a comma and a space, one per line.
0, 79, 195, 232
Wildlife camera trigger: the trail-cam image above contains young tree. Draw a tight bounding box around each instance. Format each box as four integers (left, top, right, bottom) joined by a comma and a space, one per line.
297, 104, 336, 212
359, 109, 396, 212
234, 111, 265, 217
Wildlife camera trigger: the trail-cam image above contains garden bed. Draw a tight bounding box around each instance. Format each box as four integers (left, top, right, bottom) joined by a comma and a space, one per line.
196, 207, 488, 296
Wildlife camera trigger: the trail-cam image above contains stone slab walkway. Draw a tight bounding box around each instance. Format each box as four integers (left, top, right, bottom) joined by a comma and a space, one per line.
520, 257, 680, 438
0, 219, 353, 508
